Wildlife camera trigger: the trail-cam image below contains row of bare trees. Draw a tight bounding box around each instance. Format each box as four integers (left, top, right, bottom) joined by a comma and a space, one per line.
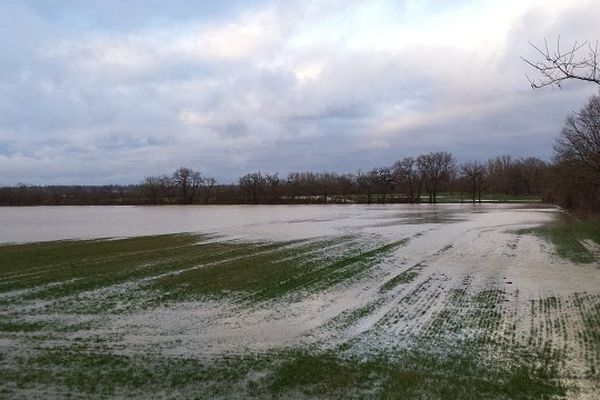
140, 167, 216, 205
543, 93, 600, 213
232, 152, 548, 204
0, 154, 551, 206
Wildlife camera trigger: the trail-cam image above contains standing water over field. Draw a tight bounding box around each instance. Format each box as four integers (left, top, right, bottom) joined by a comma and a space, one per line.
0, 203, 556, 243
2, 203, 600, 399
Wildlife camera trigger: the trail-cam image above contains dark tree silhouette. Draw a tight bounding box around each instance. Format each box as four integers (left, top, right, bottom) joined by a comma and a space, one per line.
0, 156, 556, 206
555, 93, 600, 188
172, 167, 203, 204
522, 38, 600, 88
461, 161, 485, 203
203, 177, 216, 204
392, 157, 421, 203
356, 170, 374, 204
417, 152, 455, 203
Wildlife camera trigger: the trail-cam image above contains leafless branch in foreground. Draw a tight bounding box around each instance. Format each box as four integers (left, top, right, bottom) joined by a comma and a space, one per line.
521, 37, 600, 88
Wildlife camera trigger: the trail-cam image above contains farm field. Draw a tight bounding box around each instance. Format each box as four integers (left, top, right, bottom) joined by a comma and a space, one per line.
0, 204, 599, 399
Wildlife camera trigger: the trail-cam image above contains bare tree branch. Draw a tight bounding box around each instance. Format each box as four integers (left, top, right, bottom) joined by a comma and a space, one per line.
521, 37, 600, 88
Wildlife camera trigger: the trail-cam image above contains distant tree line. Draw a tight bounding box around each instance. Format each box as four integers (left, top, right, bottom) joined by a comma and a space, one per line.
0, 154, 553, 206
231, 153, 550, 205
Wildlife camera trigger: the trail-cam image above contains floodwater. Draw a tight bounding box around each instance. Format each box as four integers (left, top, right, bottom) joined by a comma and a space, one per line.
3, 203, 600, 398
0, 203, 558, 244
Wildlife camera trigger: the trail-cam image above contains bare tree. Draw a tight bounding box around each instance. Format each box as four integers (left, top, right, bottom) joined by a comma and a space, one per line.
239, 172, 266, 203
173, 167, 203, 204
265, 173, 281, 202
522, 37, 600, 88
141, 176, 163, 205
337, 173, 355, 200
555, 93, 600, 188
486, 155, 513, 195
392, 157, 421, 203
203, 177, 216, 204
461, 161, 485, 203
518, 157, 548, 195
172, 167, 191, 204
417, 152, 455, 203
371, 167, 393, 202
356, 170, 374, 204
189, 171, 204, 204
286, 172, 302, 202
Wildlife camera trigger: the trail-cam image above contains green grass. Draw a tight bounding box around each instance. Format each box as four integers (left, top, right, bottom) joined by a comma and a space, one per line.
324, 298, 387, 330
0, 233, 407, 315
0, 319, 47, 333
150, 237, 408, 302
0, 233, 587, 399
379, 263, 423, 293
519, 215, 600, 263
0, 233, 234, 296
0, 343, 566, 400
1, 234, 402, 307
271, 350, 564, 400
572, 292, 600, 378
0, 349, 265, 398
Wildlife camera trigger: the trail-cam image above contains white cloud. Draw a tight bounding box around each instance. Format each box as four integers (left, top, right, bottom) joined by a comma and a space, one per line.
1, 0, 600, 184
181, 9, 283, 61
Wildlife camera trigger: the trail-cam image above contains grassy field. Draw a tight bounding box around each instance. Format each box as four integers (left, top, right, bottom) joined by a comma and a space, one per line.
519, 215, 600, 263
1, 208, 599, 399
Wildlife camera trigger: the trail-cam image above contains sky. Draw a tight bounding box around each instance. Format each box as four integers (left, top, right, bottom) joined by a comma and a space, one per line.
1, 0, 599, 185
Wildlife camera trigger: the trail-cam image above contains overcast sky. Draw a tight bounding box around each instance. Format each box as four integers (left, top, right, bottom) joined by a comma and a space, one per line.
1, 0, 599, 184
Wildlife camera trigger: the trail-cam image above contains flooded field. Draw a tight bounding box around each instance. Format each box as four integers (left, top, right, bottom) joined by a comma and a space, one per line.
1, 204, 599, 399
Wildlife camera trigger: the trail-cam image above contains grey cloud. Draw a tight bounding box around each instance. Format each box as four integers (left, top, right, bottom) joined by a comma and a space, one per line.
1, 1, 600, 185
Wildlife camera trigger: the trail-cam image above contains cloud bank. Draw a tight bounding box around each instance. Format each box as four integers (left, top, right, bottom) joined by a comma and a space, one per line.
1, 0, 599, 184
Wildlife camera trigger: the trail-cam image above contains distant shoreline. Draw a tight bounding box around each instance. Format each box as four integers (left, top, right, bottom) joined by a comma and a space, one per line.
0, 198, 543, 207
